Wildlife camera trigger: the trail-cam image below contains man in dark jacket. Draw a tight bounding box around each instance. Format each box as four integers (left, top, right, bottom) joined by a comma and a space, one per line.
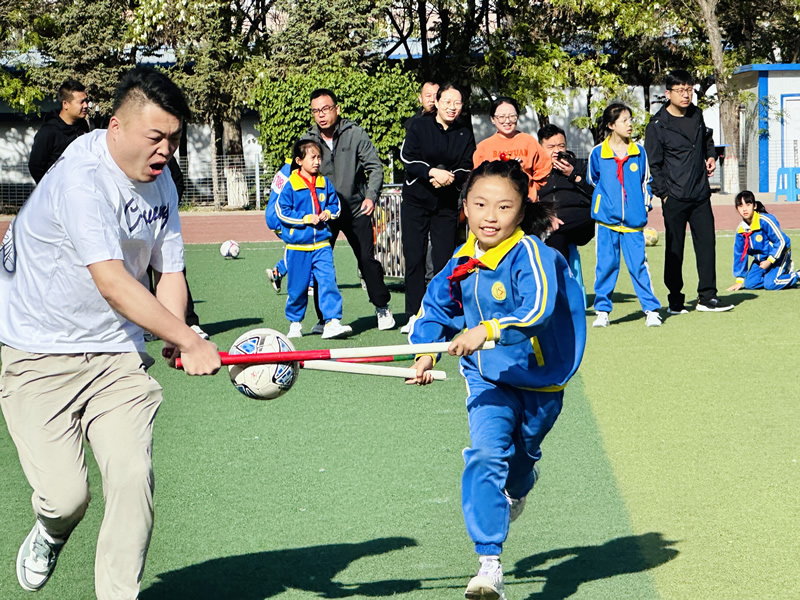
303, 88, 395, 331
537, 124, 595, 259
644, 70, 733, 313
28, 79, 89, 183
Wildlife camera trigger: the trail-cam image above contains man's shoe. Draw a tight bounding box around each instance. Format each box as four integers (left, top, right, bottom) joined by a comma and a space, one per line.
266, 268, 282, 293
592, 311, 609, 328
321, 319, 352, 339
696, 298, 734, 312
287, 322, 303, 339
645, 311, 662, 327
17, 521, 65, 592
667, 305, 689, 315
190, 324, 210, 340
400, 315, 417, 335
376, 306, 395, 331
465, 558, 506, 600
310, 321, 325, 335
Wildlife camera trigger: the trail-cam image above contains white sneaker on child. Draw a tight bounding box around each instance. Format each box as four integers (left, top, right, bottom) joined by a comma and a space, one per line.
287, 322, 303, 339
645, 311, 662, 327
465, 557, 506, 600
400, 315, 417, 334
592, 311, 609, 328
321, 319, 352, 339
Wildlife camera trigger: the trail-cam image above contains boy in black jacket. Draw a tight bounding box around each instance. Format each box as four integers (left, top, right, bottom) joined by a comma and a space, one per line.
644, 70, 733, 313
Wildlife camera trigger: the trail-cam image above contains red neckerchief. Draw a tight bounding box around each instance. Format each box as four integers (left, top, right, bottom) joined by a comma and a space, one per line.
296, 172, 321, 214
614, 154, 630, 203
446, 257, 484, 308
740, 230, 753, 262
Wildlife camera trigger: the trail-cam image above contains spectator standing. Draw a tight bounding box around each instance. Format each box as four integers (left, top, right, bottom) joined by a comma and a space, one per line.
303, 89, 395, 331
537, 124, 595, 259
473, 97, 551, 202
28, 79, 90, 183
400, 83, 476, 331
404, 81, 439, 131
644, 70, 733, 313
1, 66, 220, 599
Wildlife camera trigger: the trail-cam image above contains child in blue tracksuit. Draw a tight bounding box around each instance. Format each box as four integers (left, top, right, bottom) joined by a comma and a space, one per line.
408, 160, 586, 600
727, 190, 798, 291
265, 158, 292, 292
587, 103, 662, 328
276, 140, 351, 340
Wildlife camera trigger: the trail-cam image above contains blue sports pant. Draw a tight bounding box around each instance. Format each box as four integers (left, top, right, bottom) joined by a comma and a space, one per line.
594, 224, 661, 313
275, 257, 288, 277
285, 246, 342, 323
461, 369, 563, 556
742, 251, 797, 290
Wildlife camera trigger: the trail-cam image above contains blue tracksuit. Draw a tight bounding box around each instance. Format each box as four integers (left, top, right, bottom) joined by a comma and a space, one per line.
409, 228, 586, 556
276, 171, 343, 322
733, 212, 797, 290
266, 160, 292, 278
587, 139, 660, 313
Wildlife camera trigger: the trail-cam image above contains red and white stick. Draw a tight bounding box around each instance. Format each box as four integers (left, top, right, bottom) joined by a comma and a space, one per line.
177, 340, 495, 368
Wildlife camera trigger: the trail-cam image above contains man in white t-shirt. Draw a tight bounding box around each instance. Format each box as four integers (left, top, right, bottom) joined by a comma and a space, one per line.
0, 67, 221, 599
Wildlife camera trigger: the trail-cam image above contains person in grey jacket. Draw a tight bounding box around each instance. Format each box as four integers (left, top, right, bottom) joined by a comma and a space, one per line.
303, 89, 395, 331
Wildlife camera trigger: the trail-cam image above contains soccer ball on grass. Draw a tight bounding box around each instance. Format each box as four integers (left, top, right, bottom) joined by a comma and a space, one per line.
228, 328, 299, 400
220, 240, 240, 259
644, 227, 659, 247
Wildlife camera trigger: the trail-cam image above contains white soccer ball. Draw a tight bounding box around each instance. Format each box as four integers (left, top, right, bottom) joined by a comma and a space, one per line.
220, 240, 240, 259
227, 328, 299, 400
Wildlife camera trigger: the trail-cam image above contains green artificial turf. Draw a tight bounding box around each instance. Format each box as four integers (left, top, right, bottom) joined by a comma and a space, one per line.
1, 232, 798, 599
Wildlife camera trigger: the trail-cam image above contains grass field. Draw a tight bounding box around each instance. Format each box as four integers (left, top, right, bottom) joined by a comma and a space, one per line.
1, 232, 799, 599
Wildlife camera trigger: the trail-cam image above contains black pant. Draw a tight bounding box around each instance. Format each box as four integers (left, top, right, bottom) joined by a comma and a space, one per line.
546, 209, 595, 260
315, 201, 390, 318
402, 202, 459, 314
662, 198, 717, 307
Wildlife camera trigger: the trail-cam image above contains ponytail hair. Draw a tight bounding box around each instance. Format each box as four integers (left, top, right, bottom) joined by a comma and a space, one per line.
734, 190, 768, 214
464, 160, 557, 239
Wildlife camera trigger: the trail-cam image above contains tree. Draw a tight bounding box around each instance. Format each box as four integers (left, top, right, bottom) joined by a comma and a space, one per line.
248, 63, 418, 179
0, 0, 45, 113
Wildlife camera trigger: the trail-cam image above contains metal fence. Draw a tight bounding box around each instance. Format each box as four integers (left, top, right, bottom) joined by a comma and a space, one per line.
0, 156, 278, 211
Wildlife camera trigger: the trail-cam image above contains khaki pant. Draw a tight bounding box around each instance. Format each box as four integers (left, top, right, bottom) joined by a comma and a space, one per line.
1, 346, 163, 600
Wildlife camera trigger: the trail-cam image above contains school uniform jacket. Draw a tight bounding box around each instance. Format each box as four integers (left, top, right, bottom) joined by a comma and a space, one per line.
733, 211, 792, 282
587, 139, 652, 230
265, 160, 292, 232
275, 172, 341, 249
409, 228, 586, 390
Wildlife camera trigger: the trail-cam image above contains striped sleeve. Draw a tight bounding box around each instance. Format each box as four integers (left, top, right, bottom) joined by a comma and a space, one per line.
481, 237, 557, 346
762, 214, 788, 263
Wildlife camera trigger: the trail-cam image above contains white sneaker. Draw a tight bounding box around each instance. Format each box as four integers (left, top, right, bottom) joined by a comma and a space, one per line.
265, 268, 282, 293
310, 321, 325, 335
307, 286, 314, 297
505, 464, 539, 523
465, 557, 506, 600
376, 306, 395, 330
17, 521, 65, 592
191, 324, 210, 340
400, 314, 417, 334
592, 311, 609, 328
287, 322, 303, 339
321, 319, 352, 339
645, 311, 662, 327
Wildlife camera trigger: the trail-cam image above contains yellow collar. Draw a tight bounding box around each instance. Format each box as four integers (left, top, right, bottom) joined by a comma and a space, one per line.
289, 171, 326, 190
600, 138, 640, 159
453, 227, 526, 270
737, 211, 762, 234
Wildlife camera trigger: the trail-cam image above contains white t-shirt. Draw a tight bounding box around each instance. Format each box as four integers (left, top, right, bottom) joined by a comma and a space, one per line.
0, 130, 185, 353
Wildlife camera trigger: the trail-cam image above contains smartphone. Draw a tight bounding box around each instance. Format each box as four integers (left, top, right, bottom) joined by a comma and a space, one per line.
556, 151, 570, 161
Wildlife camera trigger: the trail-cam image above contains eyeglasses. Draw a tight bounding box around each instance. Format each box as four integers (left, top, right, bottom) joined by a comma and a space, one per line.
439, 100, 463, 109
493, 115, 518, 123
311, 104, 336, 116
668, 87, 694, 96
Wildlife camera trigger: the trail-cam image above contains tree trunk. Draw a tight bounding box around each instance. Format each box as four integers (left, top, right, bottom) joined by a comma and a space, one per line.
223, 110, 249, 209
698, 0, 740, 193
210, 115, 225, 210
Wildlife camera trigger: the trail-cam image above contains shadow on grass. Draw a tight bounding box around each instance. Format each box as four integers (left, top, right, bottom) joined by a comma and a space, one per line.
201, 318, 264, 337
140, 537, 421, 599
512, 532, 678, 599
